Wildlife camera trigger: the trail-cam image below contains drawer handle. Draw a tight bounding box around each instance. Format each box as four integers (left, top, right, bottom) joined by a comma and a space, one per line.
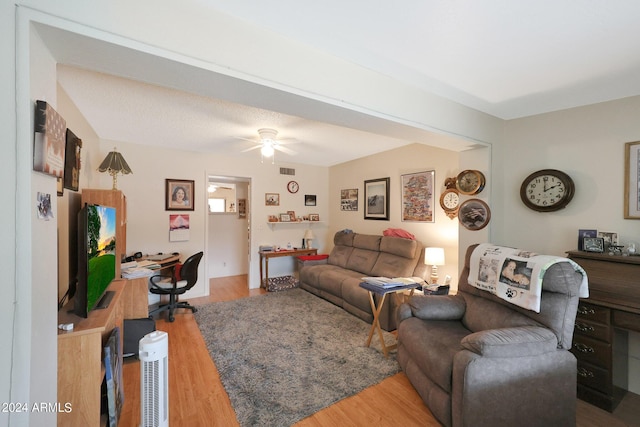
574, 343, 595, 353
577, 367, 594, 378
577, 306, 595, 316
575, 323, 595, 333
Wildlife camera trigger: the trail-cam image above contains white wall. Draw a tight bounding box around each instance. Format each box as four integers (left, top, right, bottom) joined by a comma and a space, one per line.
496, 96, 640, 394
329, 143, 460, 285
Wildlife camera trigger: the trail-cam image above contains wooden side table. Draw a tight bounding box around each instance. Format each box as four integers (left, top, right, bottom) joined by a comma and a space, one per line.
359, 281, 421, 357
259, 248, 318, 288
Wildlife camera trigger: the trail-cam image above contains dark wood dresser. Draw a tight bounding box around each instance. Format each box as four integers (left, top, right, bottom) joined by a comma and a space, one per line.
566, 251, 640, 412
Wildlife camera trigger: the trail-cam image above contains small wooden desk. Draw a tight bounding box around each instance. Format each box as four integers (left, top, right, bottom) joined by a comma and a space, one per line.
359, 281, 421, 358
259, 248, 318, 288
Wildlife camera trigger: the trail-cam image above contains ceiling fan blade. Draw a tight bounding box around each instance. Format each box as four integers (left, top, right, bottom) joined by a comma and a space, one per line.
275, 145, 297, 155
240, 145, 261, 153
234, 136, 258, 143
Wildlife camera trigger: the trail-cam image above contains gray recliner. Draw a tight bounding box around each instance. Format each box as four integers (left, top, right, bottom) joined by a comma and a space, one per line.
397, 244, 584, 427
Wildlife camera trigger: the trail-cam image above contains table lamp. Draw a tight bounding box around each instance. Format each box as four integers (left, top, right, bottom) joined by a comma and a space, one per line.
98, 147, 132, 190
425, 247, 445, 284
304, 229, 315, 249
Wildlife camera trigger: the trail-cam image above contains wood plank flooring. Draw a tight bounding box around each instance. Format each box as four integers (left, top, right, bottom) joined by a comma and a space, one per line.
120, 275, 639, 427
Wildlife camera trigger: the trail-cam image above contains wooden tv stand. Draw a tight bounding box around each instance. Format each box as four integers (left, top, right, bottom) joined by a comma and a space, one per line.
57, 279, 125, 427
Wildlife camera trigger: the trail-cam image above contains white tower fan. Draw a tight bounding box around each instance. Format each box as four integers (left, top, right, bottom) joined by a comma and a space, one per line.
139, 331, 169, 427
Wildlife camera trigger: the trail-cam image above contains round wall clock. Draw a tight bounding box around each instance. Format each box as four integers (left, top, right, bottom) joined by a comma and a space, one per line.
287, 180, 299, 193
439, 188, 460, 219
458, 199, 491, 231
520, 169, 575, 212
456, 170, 486, 195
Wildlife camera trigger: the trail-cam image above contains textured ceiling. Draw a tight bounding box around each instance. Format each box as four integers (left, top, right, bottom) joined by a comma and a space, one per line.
50, 1, 640, 166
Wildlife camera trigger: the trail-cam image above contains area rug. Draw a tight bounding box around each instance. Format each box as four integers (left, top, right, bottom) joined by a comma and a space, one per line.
194, 288, 400, 426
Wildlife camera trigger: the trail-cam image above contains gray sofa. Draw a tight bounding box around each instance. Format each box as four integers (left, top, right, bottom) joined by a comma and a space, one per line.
299, 231, 427, 331
397, 244, 583, 427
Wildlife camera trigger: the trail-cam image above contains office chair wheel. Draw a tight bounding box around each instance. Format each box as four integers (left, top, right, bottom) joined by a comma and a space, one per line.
192, 307, 198, 313
168, 315, 175, 322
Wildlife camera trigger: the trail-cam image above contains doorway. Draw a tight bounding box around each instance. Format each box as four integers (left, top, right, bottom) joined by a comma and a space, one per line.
205, 175, 251, 291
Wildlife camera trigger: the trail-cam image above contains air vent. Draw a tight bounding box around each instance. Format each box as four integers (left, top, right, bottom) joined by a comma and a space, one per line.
280, 167, 295, 176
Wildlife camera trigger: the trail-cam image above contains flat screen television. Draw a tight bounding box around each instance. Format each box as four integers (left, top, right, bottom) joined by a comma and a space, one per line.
74, 203, 117, 317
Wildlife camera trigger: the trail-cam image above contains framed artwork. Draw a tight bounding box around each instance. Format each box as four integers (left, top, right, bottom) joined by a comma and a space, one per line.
577, 229, 597, 251
305, 195, 316, 206
364, 177, 390, 220
265, 193, 280, 206
401, 170, 435, 222
237, 198, 246, 219
63, 128, 82, 191
166, 179, 195, 211
340, 189, 358, 211
280, 213, 291, 222
458, 199, 491, 230
583, 237, 605, 253
624, 141, 640, 219
287, 210, 297, 220
33, 100, 66, 179
597, 231, 618, 248
309, 214, 320, 221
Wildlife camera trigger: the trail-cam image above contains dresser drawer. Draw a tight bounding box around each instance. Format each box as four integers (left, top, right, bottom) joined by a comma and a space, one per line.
577, 360, 612, 394
576, 302, 610, 325
571, 334, 612, 368
574, 319, 611, 342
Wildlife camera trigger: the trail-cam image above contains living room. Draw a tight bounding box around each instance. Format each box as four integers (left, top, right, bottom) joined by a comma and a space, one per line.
3, 2, 640, 426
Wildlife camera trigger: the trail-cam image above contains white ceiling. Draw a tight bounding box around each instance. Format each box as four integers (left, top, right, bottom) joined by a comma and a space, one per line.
51, 1, 640, 166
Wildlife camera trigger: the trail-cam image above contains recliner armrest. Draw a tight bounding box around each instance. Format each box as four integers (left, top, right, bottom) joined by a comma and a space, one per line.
461, 326, 559, 357
408, 294, 466, 320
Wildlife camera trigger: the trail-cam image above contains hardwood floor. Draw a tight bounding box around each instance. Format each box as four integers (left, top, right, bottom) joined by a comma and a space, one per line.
120, 275, 639, 427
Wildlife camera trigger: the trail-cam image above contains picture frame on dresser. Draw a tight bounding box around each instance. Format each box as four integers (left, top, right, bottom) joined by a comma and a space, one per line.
624, 141, 640, 219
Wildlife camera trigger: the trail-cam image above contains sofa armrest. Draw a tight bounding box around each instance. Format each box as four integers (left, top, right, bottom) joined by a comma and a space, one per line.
408, 294, 466, 320
461, 326, 559, 358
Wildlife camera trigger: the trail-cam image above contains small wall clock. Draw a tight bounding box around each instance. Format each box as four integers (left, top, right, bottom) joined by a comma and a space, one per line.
520, 169, 575, 212
287, 180, 299, 193
456, 170, 486, 195
439, 188, 460, 219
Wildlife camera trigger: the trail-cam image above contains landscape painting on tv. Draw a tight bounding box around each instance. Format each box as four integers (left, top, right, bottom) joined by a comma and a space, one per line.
86, 205, 117, 311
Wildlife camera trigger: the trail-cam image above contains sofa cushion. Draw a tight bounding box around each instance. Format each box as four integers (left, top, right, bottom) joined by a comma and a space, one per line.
461, 292, 540, 333
353, 234, 381, 251
380, 236, 418, 258
345, 248, 379, 274
399, 317, 469, 393
461, 326, 559, 357
299, 264, 342, 287
370, 253, 418, 277
334, 230, 355, 246
328, 245, 354, 268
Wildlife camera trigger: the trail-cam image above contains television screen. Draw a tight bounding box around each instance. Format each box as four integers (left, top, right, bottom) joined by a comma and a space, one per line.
75, 204, 117, 317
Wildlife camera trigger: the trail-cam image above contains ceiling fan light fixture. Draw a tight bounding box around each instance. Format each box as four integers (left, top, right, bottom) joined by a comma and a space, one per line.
261, 141, 275, 157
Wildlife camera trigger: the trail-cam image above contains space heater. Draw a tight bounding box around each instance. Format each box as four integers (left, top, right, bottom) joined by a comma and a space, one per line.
139, 331, 169, 427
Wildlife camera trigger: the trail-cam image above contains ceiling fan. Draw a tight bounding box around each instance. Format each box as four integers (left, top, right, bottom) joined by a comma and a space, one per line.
238, 128, 297, 162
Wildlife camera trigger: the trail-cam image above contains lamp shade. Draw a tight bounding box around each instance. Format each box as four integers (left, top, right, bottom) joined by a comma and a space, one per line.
304, 229, 315, 240
98, 148, 132, 189
424, 247, 445, 266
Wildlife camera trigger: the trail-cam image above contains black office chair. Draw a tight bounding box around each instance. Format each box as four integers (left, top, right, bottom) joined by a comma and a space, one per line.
149, 251, 203, 322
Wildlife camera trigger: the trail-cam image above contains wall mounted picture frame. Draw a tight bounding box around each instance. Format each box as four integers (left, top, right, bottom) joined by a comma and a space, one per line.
458, 199, 491, 230
401, 170, 435, 222
340, 189, 358, 211
624, 141, 640, 219
364, 177, 390, 220
63, 128, 82, 191
265, 193, 279, 206
166, 179, 195, 211
305, 195, 316, 206
33, 100, 66, 179
237, 198, 246, 219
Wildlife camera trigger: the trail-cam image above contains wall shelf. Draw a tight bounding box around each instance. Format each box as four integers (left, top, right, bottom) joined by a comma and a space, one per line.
267, 221, 323, 230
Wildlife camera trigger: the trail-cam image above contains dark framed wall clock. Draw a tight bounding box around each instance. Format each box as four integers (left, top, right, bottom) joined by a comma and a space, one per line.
456, 169, 486, 195
520, 169, 575, 212
287, 180, 299, 193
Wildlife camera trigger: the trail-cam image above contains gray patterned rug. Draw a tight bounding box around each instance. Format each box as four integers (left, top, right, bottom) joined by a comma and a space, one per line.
194, 288, 400, 426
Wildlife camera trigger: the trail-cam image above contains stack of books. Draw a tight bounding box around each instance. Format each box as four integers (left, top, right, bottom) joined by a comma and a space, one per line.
361, 276, 425, 289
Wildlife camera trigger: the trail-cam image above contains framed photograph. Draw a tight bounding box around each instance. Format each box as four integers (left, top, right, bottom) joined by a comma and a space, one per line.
458, 199, 491, 231
577, 229, 597, 251
364, 177, 390, 220
309, 214, 320, 221
265, 193, 280, 206
583, 237, 605, 253
33, 100, 66, 178
340, 188, 358, 211
401, 170, 435, 222
63, 128, 82, 191
287, 210, 297, 221
624, 141, 640, 219
305, 195, 317, 206
597, 231, 618, 249
280, 213, 291, 222
166, 179, 195, 211
237, 198, 246, 219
